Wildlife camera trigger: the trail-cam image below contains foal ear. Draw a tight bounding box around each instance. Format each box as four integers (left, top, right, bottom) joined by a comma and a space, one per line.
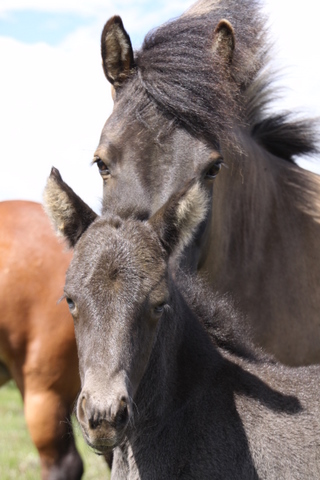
101, 16, 135, 88
43, 167, 98, 248
149, 180, 209, 257
212, 19, 235, 63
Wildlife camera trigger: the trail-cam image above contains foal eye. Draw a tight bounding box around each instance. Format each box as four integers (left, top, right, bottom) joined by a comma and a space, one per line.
66, 297, 75, 311
205, 159, 223, 179
94, 157, 111, 178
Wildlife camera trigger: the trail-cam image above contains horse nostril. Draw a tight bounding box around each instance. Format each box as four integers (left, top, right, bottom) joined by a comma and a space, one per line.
77, 394, 104, 431
77, 395, 87, 425
89, 413, 103, 430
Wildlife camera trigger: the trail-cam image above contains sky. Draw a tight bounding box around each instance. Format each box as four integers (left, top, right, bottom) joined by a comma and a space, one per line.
1, 0, 319, 214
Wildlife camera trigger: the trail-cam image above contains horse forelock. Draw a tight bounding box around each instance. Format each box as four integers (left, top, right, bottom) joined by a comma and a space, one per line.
115, 76, 177, 145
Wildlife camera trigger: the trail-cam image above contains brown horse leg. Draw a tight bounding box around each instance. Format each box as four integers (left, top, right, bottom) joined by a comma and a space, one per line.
24, 388, 83, 480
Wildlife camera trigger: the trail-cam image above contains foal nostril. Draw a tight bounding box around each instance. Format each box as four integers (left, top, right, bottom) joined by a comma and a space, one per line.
89, 412, 103, 430
77, 395, 87, 425
77, 395, 104, 431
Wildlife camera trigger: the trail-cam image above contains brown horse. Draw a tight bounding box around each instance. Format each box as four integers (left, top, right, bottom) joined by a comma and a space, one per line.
92, 0, 320, 365
44, 168, 320, 479
0, 200, 84, 480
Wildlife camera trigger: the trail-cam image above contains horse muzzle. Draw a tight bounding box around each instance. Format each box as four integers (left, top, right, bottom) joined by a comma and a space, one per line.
76, 389, 131, 452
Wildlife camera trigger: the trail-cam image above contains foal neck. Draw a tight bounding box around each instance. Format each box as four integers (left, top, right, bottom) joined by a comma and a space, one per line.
133, 278, 222, 422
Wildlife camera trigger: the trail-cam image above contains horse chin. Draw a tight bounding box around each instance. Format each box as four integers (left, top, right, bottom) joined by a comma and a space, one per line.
88, 440, 115, 455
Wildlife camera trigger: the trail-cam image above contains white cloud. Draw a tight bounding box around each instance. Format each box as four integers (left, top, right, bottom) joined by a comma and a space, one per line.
263, 0, 320, 116
0, 1, 126, 16
0, 0, 193, 23
0, 33, 109, 212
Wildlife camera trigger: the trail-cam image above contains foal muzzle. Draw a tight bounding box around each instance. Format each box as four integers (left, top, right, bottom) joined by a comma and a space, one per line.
76, 389, 131, 452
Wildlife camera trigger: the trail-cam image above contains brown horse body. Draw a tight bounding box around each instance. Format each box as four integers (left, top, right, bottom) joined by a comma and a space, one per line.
0, 201, 83, 479
44, 169, 320, 479
94, 0, 320, 365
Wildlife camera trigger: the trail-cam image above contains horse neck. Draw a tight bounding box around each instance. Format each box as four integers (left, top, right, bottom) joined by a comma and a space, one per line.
206, 130, 320, 277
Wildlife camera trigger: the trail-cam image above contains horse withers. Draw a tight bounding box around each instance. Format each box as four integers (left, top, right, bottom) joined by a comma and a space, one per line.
93, 0, 320, 365
0, 201, 83, 480
44, 168, 320, 479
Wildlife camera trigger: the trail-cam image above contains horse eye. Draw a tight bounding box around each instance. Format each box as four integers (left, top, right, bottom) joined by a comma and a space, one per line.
154, 303, 166, 315
95, 158, 110, 177
66, 297, 75, 311
205, 160, 223, 179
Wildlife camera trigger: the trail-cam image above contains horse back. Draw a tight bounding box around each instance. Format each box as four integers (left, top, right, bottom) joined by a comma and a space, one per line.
0, 200, 77, 395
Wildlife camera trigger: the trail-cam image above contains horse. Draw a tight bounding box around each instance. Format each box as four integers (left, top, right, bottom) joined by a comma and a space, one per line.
91, 0, 320, 365
0, 200, 84, 480
44, 167, 320, 479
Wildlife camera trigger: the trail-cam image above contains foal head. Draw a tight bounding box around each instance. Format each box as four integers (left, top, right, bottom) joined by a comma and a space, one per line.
44, 168, 208, 453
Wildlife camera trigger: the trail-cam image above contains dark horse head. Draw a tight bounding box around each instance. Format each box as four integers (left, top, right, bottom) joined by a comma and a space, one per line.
94, 7, 240, 270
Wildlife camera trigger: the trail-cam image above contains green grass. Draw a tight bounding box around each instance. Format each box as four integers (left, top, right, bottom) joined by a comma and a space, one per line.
0, 381, 110, 479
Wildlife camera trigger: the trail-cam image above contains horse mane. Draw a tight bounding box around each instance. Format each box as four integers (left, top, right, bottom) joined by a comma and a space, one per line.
132, 0, 318, 163
246, 75, 319, 163
176, 269, 270, 363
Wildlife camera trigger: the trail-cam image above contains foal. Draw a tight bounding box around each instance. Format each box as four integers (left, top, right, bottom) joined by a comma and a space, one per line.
44, 168, 320, 479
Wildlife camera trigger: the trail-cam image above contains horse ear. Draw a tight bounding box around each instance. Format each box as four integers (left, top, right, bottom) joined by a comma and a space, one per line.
101, 15, 135, 88
213, 19, 235, 63
149, 180, 209, 257
43, 167, 98, 248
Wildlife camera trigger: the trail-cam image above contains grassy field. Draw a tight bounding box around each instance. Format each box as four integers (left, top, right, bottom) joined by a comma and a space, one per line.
0, 381, 110, 479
